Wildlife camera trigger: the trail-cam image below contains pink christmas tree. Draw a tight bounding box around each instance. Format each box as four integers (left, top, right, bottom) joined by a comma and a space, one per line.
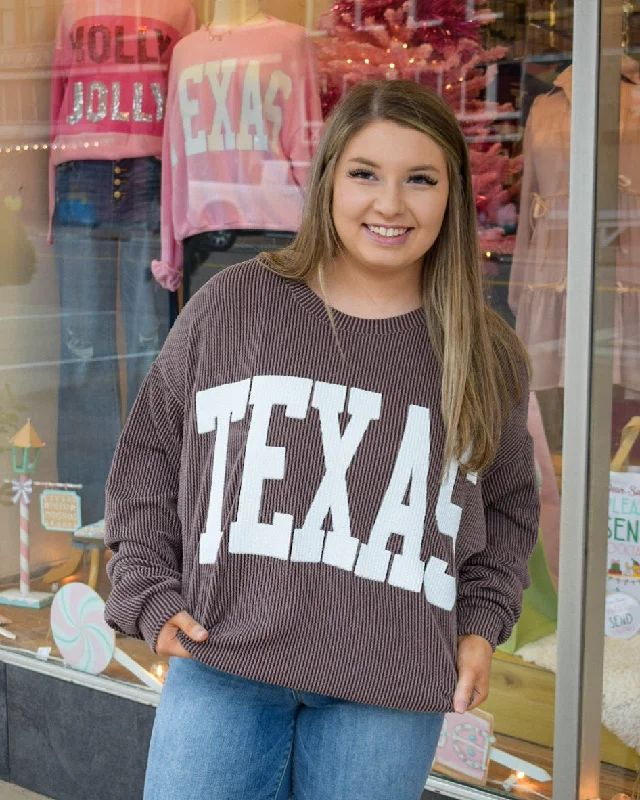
315, 0, 522, 256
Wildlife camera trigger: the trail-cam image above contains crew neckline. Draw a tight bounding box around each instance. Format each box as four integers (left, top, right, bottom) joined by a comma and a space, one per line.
283, 272, 427, 336
202, 14, 277, 35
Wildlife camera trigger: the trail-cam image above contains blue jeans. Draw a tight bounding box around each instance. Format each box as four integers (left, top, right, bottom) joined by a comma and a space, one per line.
53, 158, 168, 522
144, 658, 444, 800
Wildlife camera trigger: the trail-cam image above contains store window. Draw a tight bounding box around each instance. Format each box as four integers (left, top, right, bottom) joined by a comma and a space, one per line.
0, 2, 637, 799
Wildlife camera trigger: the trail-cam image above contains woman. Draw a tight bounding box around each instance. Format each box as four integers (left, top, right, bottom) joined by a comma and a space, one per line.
104, 80, 539, 800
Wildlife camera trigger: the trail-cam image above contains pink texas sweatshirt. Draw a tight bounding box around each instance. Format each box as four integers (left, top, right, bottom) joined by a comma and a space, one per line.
49, 0, 196, 233
150, 18, 323, 291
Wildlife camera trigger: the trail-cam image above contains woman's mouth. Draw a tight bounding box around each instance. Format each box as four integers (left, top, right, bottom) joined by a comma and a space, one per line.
363, 224, 412, 245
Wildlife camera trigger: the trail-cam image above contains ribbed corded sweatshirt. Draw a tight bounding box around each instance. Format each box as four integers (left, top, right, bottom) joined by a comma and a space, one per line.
104, 258, 539, 713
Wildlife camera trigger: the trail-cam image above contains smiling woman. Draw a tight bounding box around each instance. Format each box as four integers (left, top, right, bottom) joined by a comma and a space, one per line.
103, 77, 539, 800
266, 80, 530, 476
328, 121, 450, 316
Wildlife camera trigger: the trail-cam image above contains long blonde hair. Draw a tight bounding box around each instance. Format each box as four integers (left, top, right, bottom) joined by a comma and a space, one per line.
263, 80, 530, 474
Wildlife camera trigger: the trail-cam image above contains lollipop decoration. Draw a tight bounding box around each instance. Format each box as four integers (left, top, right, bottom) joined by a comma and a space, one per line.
51, 582, 162, 692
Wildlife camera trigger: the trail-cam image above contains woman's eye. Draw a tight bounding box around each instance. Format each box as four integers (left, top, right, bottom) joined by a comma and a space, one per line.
347, 169, 376, 180
409, 174, 438, 186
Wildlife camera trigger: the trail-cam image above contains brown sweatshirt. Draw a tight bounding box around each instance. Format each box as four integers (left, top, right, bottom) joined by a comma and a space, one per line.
104, 257, 539, 713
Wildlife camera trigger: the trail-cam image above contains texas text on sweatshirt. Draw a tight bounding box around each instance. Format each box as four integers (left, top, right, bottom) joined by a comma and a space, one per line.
104, 259, 539, 714
150, 18, 323, 291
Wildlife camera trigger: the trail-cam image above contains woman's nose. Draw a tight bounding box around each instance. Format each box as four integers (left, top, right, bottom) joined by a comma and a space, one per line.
372, 182, 405, 216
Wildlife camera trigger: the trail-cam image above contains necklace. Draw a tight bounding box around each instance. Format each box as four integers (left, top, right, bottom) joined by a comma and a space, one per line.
207, 9, 264, 42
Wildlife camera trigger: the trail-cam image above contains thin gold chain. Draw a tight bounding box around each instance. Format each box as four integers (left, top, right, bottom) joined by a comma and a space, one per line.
207, 8, 263, 42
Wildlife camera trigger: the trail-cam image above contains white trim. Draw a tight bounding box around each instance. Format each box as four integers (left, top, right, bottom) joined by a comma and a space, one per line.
0, 647, 160, 707
425, 775, 500, 799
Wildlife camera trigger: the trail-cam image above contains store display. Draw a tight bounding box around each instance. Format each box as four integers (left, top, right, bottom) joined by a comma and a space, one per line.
50, 0, 197, 524
517, 631, 640, 754
0, 421, 52, 609
151, 1, 323, 290
608, 418, 640, 602
608, 471, 640, 603
51, 582, 162, 691
604, 593, 640, 640
509, 57, 640, 395
0, 3, 636, 799
0, 420, 88, 605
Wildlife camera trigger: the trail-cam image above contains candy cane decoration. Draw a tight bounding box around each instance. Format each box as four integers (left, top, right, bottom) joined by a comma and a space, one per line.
18, 475, 30, 595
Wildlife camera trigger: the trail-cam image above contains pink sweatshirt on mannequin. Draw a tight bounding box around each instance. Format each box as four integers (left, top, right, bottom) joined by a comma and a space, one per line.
151, 17, 323, 291
49, 0, 197, 237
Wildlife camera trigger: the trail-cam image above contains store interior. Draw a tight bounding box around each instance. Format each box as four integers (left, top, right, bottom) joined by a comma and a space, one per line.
0, 1, 638, 798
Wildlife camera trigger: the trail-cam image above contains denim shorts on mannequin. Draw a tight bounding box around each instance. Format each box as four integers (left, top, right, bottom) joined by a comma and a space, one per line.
53, 157, 168, 523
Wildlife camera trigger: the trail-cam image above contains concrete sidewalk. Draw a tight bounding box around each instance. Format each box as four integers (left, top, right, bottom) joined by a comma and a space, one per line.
0, 782, 51, 799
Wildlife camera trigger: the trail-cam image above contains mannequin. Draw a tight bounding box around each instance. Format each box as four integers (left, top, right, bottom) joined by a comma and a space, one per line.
50, 0, 196, 522
509, 57, 640, 457
209, 0, 268, 29
151, 6, 324, 294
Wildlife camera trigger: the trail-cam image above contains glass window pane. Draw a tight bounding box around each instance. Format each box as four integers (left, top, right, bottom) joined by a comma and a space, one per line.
0, 3, 634, 799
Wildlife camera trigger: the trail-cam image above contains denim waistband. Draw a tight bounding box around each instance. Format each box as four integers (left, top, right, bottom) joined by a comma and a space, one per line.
53, 157, 160, 232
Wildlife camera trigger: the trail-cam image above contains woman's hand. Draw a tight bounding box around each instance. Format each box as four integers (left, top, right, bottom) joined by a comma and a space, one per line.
156, 611, 209, 659
453, 634, 493, 713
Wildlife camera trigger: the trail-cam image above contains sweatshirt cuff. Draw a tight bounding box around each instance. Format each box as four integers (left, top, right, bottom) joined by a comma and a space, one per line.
137, 590, 187, 652
456, 602, 509, 651
151, 260, 183, 292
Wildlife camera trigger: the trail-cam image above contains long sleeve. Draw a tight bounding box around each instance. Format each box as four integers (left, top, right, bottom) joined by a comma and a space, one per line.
152, 56, 184, 291
285, 33, 323, 190
508, 107, 539, 317
104, 320, 190, 649
456, 372, 540, 648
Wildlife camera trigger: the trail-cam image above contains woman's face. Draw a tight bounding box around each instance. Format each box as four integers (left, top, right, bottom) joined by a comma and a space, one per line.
331, 120, 450, 281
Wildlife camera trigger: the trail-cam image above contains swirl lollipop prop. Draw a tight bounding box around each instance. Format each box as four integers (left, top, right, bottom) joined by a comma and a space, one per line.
51, 583, 162, 692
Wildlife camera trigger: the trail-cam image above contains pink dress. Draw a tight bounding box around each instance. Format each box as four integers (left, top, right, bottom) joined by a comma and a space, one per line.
509, 58, 640, 396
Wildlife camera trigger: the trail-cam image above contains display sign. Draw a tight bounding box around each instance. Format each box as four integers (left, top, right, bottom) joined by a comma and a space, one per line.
40, 490, 82, 533
608, 472, 640, 602
604, 593, 640, 639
